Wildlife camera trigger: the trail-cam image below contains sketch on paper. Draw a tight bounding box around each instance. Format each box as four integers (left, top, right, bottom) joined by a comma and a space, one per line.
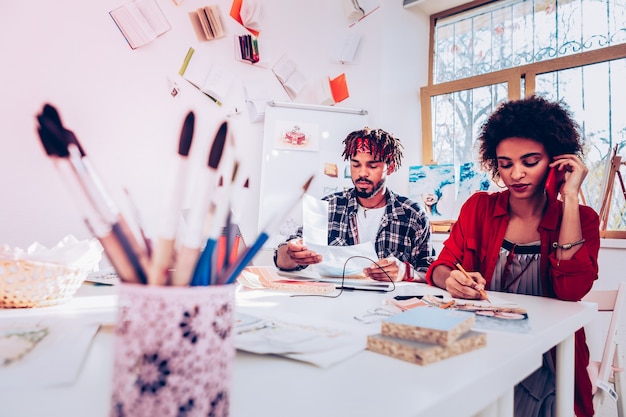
234, 311, 364, 367
273, 120, 320, 151
409, 164, 456, 219
0, 327, 49, 366
422, 295, 531, 334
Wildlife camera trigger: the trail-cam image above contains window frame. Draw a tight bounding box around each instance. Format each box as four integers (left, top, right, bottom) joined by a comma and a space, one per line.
421, 0, 626, 165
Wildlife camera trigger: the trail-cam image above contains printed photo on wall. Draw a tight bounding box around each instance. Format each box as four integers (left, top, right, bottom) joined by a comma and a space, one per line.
457, 162, 499, 204
409, 164, 456, 219
273, 120, 320, 152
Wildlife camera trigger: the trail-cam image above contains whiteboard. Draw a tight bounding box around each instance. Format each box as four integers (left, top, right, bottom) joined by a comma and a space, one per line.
259, 101, 369, 248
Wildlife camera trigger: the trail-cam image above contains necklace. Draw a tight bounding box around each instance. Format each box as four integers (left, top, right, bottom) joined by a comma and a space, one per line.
361, 193, 386, 218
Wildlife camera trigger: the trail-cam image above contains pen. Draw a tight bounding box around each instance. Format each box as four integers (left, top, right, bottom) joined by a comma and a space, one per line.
455, 262, 490, 303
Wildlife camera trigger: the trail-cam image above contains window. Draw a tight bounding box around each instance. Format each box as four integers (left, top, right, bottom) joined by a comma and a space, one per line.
421, 0, 626, 232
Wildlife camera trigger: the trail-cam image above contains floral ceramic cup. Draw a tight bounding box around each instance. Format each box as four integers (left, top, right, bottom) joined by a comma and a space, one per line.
110, 283, 235, 417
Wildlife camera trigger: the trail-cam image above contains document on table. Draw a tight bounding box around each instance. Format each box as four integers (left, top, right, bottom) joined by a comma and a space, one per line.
0, 317, 100, 388
235, 310, 369, 368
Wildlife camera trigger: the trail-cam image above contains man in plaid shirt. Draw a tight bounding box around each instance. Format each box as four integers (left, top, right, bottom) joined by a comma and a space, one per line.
274, 127, 432, 282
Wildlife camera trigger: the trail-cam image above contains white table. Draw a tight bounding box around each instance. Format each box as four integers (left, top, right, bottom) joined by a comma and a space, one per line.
0, 282, 596, 417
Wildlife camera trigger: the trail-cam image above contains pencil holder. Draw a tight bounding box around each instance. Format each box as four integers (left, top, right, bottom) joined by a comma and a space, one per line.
110, 283, 235, 417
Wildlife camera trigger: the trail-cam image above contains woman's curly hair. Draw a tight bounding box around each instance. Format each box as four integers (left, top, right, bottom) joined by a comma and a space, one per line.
477, 95, 583, 181
341, 127, 403, 173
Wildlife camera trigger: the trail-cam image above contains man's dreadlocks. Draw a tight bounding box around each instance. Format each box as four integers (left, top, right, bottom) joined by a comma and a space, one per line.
341, 127, 403, 173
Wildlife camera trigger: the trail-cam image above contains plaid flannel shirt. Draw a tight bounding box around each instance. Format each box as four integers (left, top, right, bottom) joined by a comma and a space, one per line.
280, 188, 433, 272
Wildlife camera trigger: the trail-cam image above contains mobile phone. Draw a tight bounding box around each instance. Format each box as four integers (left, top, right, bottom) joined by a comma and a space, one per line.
393, 295, 443, 301
545, 167, 565, 200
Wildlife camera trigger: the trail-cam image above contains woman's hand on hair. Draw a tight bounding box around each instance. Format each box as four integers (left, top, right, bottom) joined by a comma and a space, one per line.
550, 154, 588, 200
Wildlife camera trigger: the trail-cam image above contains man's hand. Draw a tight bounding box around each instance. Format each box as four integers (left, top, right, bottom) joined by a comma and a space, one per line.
275, 238, 322, 270
363, 257, 405, 282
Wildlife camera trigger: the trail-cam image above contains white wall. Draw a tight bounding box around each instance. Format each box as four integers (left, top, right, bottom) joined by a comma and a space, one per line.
0, 0, 427, 249
0, 0, 622, 292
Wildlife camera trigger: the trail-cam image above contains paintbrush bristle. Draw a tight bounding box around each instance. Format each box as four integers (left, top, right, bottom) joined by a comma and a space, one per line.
42, 103, 63, 127
178, 111, 195, 156
63, 129, 86, 156
230, 161, 239, 183
301, 175, 315, 193
207, 121, 228, 169
36, 115, 69, 157
36, 103, 86, 157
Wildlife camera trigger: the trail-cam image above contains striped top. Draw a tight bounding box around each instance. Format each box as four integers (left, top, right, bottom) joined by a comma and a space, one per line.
489, 239, 542, 296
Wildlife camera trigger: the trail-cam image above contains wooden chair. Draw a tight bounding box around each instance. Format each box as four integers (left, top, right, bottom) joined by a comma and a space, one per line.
583, 283, 626, 417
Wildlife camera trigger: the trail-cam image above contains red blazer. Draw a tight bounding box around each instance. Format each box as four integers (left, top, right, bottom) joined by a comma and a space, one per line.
426, 191, 600, 417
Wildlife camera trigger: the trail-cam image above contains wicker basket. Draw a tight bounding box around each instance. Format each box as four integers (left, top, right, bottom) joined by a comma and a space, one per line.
0, 259, 88, 308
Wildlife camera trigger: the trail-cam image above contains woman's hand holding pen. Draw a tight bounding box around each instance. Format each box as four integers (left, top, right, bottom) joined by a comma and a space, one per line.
445, 267, 489, 301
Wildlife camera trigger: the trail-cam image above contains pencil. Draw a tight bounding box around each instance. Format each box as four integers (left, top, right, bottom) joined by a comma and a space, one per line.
454, 262, 490, 303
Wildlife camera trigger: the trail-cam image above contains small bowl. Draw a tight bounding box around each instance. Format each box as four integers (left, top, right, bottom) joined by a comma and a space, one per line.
0, 259, 89, 308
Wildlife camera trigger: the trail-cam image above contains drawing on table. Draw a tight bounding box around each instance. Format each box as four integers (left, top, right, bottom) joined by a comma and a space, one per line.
0, 327, 49, 366
422, 294, 532, 333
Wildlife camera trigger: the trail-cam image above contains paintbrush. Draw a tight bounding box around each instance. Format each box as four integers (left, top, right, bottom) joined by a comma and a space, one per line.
190, 151, 239, 286
219, 174, 315, 286
221, 155, 250, 274
171, 120, 228, 286
149, 111, 195, 285
36, 103, 149, 284
189, 125, 238, 286
123, 186, 152, 258
455, 262, 490, 303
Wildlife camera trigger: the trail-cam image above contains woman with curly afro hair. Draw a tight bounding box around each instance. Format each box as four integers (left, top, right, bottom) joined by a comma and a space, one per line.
427, 96, 599, 417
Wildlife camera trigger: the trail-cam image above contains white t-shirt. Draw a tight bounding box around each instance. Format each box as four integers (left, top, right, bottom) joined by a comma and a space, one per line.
356, 205, 385, 244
